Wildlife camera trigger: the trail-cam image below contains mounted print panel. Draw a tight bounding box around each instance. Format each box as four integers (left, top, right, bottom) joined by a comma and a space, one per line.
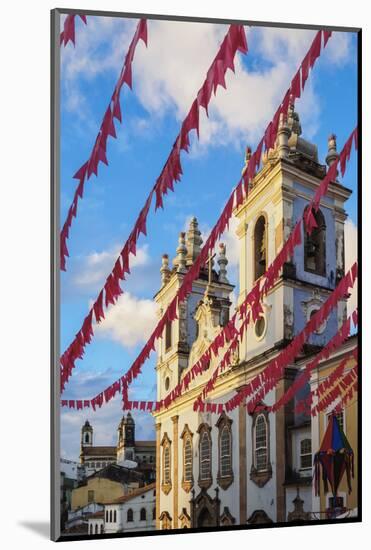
51, 8, 361, 542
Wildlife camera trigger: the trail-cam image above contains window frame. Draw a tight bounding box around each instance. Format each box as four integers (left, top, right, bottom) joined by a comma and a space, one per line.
304, 207, 326, 276
180, 424, 194, 493
250, 408, 272, 487
161, 432, 172, 495
216, 412, 234, 490
299, 438, 312, 471
197, 423, 212, 489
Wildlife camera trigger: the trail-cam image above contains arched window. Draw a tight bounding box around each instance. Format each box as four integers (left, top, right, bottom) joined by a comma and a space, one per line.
220, 426, 232, 477
165, 321, 172, 351
127, 508, 133, 522
159, 511, 172, 530
113, 510, 117, 523
95, 524, 98, 534
161, 433, 172, 494
164, 446, 170, 483
109, 510, 112, 523
216, 413, 233, 489
140, 508, 146, 521
184, 437, 193, 482
152, 507, 156, 521
304, 207, 326, 276
198, 425, 212, 487
105, 510, 108, 522
100, 524, 104, 534
254, 414, 268, 471
254, 215, 267, 280
85, 433, 89, 444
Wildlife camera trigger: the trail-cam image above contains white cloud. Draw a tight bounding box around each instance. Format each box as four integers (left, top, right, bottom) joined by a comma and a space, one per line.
344, 219, 358, 316
95, 292, 157, 348
62, 19, 353, 153
74, 244, 150, 289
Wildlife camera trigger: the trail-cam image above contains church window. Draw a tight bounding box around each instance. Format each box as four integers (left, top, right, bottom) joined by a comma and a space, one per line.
304, 207, 326, 276
198, 424, 212, 488
127, 508, 133, 522
109, 510, 112, 523
160, 511, 172, 530
165, 321, 172, 351
95, 524, 98, 534
85, 433, 89, 444
300, 438, 312, 470
216, 413, 234, 489
181, 424, 194, 492
88, 490, 94, 503
184, 438, 193, 482
220, 426, 232, 477
105, 510, 108, 522
254, 414, 268, 471
165, 376, 170, 391
254, 315, 266, 339
164, 446, 171, 483
254, 215, 267, 281
140, 508, 146, 521
161, 433, 172, 494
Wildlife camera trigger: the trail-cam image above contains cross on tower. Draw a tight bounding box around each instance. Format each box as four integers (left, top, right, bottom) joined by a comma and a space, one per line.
205, 251, 216, 286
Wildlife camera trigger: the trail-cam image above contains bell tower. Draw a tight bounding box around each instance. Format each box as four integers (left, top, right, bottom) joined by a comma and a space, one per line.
154, 218, 234, 401
117, 412, 136, 463
235, 101, 352, 364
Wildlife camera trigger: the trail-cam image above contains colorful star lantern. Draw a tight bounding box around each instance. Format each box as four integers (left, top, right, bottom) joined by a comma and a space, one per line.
314, 413, 354, 503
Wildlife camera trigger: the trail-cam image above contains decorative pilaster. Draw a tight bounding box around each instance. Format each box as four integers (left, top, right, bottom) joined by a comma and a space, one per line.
171, 415, 179, 529
155, 422, 161, 530
238, 401, 247, 524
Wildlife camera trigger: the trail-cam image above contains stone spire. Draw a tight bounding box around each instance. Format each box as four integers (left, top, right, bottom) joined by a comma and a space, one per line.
217, 243, 229, 283
277, 112, 290, 159
186, 217, 203, 266
326, 133, 339, 172
175, 232, 187, 273
160, 254, 171, 286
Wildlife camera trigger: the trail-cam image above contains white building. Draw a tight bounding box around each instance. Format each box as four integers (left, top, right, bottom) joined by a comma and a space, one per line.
104, 483, 156, 533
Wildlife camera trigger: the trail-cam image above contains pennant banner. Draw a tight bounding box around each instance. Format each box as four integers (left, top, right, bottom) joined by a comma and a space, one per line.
60, 28, 332, 394
60, 14, 87, 47
60, 18, 148, 271
60, 24, 248, 391
207, 264, 358, 416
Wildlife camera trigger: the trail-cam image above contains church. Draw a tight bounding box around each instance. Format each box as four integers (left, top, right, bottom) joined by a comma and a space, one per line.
79, 413, 156, 482
152, 103, 358, 529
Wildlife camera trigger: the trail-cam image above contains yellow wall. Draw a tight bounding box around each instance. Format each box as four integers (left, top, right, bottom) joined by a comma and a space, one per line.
317, 356, 358, 514
71, 478, 139, 510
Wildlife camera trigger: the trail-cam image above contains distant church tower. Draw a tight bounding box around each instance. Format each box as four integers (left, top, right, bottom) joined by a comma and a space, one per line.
81, 420, 93, 448
154, 218, 235, 402
235, 101, 351, 365
117, 413, 136, 463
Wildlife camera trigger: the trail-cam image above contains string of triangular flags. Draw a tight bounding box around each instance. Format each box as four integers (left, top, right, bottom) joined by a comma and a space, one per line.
60, 28, 331, 395
199, 263, 358, 416
60, 24, 248, 391
60, 18, 148, 271
60, 14, 87, 47
293, 352, 358, 417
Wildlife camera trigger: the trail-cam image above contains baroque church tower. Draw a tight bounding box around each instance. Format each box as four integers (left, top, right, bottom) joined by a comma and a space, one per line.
235, 102, 351, 366
153, 105, 353, 530
154, 218, 234, 402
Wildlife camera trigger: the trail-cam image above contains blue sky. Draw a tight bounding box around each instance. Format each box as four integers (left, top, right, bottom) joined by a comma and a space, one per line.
59, 16, 358, 460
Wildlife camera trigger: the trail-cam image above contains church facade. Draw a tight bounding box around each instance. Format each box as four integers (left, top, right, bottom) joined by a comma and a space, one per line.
153, 104, 357, 529
79, 413, 156, 481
